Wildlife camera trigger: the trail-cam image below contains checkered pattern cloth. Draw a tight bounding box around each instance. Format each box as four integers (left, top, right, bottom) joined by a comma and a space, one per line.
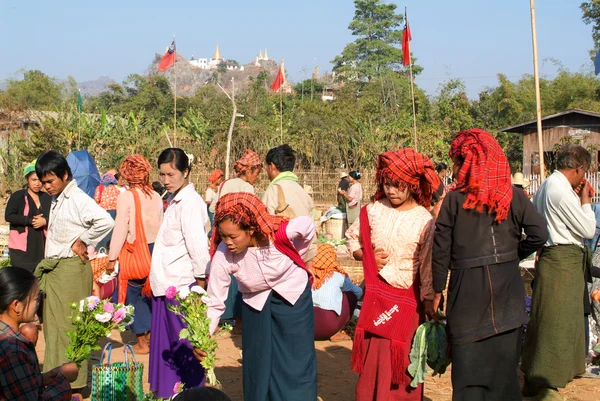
234, 149, 262, 175
0, 321, 72, 400
450, 128, 512, 222
375, 148, 441, 208
211, 192, 286, 256
313, 243, 348, 290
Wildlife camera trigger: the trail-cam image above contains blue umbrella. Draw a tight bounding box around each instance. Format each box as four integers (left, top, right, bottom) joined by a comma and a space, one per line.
66, 150, 101, 198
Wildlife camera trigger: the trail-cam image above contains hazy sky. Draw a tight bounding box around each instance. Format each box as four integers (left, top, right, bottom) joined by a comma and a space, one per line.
0, 0, 593, 98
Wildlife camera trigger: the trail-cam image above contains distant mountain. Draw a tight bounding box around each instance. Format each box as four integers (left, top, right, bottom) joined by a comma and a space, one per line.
78, 76, 115, 96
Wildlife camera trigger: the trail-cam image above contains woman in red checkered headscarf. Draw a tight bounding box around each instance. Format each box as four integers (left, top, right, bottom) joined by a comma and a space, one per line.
202, 192, 318, 401
432, 129, 548, 400
346, 148, 439, 401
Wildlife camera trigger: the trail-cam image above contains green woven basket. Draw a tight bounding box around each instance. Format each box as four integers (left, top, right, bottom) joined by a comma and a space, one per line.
91, 343, 145, 401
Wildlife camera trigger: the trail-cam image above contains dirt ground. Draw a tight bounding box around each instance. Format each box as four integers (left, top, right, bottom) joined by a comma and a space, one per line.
35, 329, 599, 401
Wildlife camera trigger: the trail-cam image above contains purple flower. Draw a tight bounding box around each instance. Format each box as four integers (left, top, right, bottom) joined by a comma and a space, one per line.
112, 308, 126, 324
165, 286, 177, 300
103, 302, 115, 313
86, 296, 101, 311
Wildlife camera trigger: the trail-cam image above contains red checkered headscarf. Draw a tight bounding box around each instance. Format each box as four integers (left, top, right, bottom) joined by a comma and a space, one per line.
208, 169, 223, 183
313, 243, 348, 290
210, 192, 286, 257
234, 149, 262, 176
449, 128, 512, 222
375, 148, 441, 208
119, 154, 153, 197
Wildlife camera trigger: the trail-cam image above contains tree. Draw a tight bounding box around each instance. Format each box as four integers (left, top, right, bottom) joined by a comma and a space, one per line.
332, 0, 418, 81
581, 1, 600, 54
1, 70, 64, 109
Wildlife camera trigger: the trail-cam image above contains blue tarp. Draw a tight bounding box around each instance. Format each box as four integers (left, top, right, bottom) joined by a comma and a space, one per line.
66, 150, 100, 198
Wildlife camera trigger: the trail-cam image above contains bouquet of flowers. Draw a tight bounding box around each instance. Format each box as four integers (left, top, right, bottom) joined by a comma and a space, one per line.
166, 285, 229, 387
65, 296, 135, 366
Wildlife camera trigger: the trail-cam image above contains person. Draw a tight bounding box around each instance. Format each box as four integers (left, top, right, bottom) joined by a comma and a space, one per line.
5, 160, 51, 273
0, 266, 78, 400
203, 192, 317, 401
432, 128, 548, 401
34, 150, 114, 390
173, 386, 232, 401
512, 172, 531, 197
312, 243, 363, 341
585, 202, 600, 357
337, 172, 350, 212
521, 144, 597, 398
106, 155, 163, 355
205, 169, 224, 237
262, 144, 314, 217
431, 162, 448, 207
148, 148, 211, 399
115, 172, 128, 194
208, 149, 262, 215
152, 181, 169, 211
339, 170, 362, 226
208, 149, 262, 330
346, 148, 439, 401
3, 189, 13, 206
93, 172, 120, 249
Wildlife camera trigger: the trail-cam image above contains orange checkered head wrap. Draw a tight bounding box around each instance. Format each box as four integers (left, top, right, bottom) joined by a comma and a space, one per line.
234, 149, 262, 176
312, 243, 348, 290
120, 154, 153, 197
375, 148, 441, 208
210, 192, 286, 257
449, 128, 512, 222
208, 169, 224, 184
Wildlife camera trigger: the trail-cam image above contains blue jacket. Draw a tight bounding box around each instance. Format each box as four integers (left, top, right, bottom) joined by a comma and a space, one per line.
584, 203, 600, 252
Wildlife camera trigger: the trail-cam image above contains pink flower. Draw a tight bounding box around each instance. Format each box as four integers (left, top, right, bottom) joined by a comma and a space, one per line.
165, 286, 177, 300
103, 302, 115, 313
112, 308, 126, 323
173, 381, 182, 394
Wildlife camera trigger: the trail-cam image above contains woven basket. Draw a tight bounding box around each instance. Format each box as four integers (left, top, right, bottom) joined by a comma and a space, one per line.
338, 256, 364, 285
323, 219, 346, 240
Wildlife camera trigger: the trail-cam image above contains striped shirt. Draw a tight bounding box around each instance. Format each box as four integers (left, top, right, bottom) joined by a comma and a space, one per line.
312, 271, 363, 315
46, 180, 114, 259
206, 216, 315, 334
150, 183, 210, 297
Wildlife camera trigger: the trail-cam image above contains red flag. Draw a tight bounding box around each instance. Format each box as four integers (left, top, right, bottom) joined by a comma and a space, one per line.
271, 60, 285, 92
402, 14, 412, 66
158, 40, 176, 72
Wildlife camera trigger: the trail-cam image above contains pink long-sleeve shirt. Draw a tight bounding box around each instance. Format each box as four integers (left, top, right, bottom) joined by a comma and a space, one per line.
206, 216, 315, 334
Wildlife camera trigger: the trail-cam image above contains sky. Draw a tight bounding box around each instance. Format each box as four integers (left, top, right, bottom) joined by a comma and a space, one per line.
0, 0, 594, 98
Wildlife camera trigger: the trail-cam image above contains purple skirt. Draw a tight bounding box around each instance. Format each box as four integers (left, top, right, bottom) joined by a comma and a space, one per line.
149, 295, 205, 398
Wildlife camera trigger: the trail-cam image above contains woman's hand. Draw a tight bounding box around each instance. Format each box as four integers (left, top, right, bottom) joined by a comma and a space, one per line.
373, 248, 389, 271
431, 292, 444, 322
42, 367, 60, 386
59, 363, 79, 383
424, 300, 438, 324
193, 348, 207, 362
32, 214, 46, 229
105, 260, 117, 274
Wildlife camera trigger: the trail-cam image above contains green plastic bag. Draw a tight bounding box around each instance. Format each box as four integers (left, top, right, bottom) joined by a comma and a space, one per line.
91, 343, 144, 401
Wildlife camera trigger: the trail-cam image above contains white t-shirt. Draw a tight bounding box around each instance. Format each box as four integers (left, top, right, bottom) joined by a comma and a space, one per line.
205, 187, 217, 205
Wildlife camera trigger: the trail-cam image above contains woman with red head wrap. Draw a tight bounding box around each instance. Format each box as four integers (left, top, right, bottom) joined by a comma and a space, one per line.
106, 154, 164, 354
346, 148, 439, 401
432, 129, 548, 400
202, 192, 317, 401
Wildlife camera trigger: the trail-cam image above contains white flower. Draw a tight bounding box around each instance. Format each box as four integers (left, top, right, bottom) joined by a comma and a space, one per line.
179, 286, 191, 299
79, 299, 85, 312
94, 312, 112, 323
191, 286, 206, 295
125, 305, 135, 315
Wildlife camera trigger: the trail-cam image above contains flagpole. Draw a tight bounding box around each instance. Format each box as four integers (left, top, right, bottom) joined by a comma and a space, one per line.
406, 7, 418, 151
173, 35, 177, 148
529, 0, 545, 181
280, 59, 284, 142
78, 89, 81, 149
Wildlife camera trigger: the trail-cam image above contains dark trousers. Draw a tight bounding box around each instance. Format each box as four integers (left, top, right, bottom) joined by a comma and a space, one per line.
242, 283, 317, 401
451, 328, 522, 401
222, 274, 242, 321
127, 278, 152, 334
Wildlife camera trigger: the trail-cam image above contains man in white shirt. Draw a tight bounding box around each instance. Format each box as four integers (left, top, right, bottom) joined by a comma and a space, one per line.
34, 150, 114, 390
522, 144, 596, 397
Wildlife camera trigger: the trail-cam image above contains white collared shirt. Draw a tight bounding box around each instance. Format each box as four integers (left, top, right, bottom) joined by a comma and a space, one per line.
46, 180, 115, 259
150, 183, 210, 297
532, 170, 596, 247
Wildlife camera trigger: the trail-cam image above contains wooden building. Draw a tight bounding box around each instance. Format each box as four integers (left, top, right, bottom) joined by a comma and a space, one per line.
500, 109, 600, 176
